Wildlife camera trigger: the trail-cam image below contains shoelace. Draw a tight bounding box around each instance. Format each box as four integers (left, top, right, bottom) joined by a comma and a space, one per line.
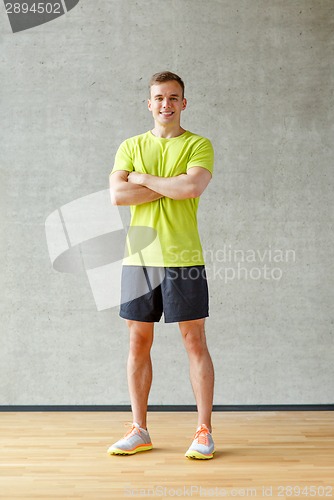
123, 423, 141, 438
193, 425, 210, 445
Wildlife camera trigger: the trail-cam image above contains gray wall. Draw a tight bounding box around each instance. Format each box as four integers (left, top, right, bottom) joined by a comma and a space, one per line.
1, 0, 333, 405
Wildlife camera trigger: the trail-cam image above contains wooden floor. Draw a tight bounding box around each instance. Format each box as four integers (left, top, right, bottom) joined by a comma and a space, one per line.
0, 412, 333, 499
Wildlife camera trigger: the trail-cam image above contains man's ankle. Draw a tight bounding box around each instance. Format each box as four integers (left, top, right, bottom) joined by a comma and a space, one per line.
134, 421, 147, 431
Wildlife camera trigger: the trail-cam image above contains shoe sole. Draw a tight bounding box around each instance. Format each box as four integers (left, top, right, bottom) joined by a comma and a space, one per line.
108, 444, 153, 456
185, 450, 215, 460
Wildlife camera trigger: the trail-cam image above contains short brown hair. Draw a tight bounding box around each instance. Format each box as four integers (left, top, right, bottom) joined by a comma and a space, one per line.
149, 71, 185, 98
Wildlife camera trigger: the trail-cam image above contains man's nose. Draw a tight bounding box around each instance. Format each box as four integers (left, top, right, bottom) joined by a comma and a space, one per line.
162, 98, 171, 107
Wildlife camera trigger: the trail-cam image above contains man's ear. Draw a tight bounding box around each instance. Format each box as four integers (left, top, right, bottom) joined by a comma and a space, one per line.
148, 99, 152, 111
182, 98, 187, 110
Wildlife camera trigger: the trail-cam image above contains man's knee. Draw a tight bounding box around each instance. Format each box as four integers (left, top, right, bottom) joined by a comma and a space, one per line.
179, 319, 208, 356
126, 320, 154, 355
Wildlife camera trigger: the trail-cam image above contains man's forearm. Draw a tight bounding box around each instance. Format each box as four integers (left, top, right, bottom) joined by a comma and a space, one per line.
134, 173, 200, 200
110, 179, 163, 206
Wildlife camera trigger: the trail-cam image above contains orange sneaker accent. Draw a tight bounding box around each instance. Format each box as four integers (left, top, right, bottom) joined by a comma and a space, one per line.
124, 423, 142, 438
193, 425, 210, 445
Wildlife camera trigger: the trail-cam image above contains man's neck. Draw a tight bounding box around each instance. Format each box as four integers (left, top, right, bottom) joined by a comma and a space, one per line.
151, 124, 186, 139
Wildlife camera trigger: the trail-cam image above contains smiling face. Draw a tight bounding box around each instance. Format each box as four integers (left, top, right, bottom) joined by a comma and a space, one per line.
148, 80, 187, 128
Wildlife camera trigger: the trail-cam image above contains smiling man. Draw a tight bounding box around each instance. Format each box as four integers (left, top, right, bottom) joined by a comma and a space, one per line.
108, 71, 215, 460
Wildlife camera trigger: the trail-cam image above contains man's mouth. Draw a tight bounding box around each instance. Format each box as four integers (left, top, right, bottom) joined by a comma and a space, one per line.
160, 111, 174, 116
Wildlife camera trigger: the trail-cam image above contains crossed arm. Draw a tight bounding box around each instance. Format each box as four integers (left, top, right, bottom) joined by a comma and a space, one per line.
109, 167, 212, 206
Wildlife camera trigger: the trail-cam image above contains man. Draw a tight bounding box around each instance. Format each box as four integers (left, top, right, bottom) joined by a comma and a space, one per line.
108, 71, 215, 459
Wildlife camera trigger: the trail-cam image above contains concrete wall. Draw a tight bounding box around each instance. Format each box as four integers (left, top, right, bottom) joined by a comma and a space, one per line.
1, 0, 333, 405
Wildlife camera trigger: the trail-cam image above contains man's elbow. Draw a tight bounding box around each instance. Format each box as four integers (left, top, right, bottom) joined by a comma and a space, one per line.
109, 188, 122, 206
172, 185, 202, 200
191, 187, 202, 198
188, 184, 204, 199
185, 170, 211, 199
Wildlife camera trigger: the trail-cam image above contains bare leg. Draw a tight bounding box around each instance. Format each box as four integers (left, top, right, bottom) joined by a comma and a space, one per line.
179, 319, 214, 431
126, 320, 154, 429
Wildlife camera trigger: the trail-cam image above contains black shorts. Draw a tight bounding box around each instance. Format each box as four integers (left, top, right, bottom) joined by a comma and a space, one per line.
120, 265, 209, 323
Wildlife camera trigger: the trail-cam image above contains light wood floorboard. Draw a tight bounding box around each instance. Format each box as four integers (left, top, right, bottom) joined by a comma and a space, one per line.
0, 412, 333, 499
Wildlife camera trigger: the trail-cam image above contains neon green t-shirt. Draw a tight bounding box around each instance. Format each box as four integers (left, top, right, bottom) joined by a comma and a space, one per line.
111, 130, 214, 267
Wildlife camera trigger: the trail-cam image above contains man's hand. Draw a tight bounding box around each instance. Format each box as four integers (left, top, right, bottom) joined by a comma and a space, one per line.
128, 171, 147, 186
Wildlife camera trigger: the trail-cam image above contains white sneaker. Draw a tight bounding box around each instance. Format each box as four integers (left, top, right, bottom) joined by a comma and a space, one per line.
185, 424, 215, 459
107, 422, 153, 455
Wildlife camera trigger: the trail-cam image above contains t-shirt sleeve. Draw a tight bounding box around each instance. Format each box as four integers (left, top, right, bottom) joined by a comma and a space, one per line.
110, 140, 135, 175
187, 137, 214, 175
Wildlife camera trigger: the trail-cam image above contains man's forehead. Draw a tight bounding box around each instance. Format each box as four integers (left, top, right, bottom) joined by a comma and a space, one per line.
150, 81, 183, 97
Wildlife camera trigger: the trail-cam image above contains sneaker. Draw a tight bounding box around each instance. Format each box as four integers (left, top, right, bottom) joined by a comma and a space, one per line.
185, 424, 215, 460
107, 422, 153, 455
